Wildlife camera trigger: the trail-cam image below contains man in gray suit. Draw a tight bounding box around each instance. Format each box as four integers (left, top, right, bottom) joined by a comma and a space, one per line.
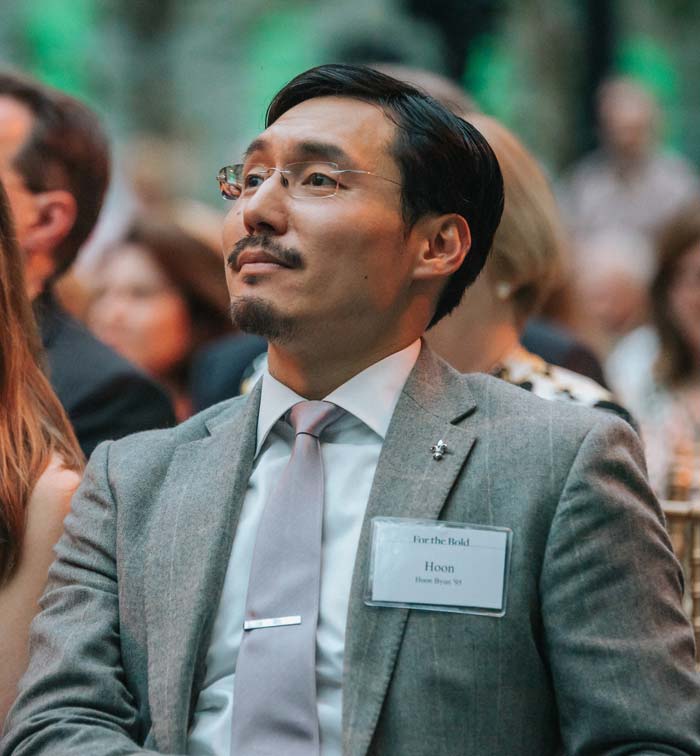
3, 64, 700, 755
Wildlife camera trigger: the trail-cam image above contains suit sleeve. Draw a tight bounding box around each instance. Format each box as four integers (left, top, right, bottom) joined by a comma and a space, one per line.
541, 414, 700, 754
0, 443, 174, 755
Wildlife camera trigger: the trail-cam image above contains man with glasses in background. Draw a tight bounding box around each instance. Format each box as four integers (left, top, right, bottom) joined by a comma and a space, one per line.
0, 70, 175, 457
4, 64, 700, 756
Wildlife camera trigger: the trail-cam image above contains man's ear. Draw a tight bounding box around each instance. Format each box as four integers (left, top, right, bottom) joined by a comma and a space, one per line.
23, 189, 77, 255
23, 190, 77, 299
411, 213, 471, 281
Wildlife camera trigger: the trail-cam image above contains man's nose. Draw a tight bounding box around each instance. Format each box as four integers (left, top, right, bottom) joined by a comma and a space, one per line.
242, 172, 289, 237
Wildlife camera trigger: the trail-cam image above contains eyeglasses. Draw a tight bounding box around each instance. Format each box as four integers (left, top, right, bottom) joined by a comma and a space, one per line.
216, 161, 401, 201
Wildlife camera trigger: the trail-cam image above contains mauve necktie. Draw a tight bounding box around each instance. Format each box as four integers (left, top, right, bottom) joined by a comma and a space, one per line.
230, 400, 344, 756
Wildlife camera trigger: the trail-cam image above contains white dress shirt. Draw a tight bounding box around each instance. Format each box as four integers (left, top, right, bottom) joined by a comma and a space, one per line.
187, 340, 421, 755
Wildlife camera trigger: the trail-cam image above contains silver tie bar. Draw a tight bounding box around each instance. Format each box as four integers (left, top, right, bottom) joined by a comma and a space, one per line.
243, 615, 302, 631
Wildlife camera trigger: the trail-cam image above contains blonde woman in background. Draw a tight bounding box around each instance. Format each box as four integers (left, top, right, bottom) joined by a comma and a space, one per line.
427, 114, 631, 423
0, 181, 83, 722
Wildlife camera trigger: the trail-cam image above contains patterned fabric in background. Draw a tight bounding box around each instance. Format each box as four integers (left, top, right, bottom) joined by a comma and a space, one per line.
491, 345, 635, 428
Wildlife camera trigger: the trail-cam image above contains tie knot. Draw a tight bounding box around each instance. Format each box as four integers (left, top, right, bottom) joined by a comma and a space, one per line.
288, 400, 343, 438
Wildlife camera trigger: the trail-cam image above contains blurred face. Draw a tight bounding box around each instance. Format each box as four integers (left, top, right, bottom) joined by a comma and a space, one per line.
221, 96, 427, 357
668, 242, 700, 355
0, 96, 38, 248
599, 91, 655, 162
584, 270, 647, 336
89, 244, 192, 380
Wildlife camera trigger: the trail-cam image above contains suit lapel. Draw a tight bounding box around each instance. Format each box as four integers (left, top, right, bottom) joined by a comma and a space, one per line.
343, 347, 478, 756
145, 383, 262, 752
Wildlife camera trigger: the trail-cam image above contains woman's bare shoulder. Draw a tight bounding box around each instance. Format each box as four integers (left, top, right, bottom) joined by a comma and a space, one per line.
1, 456, 81, 609
0, 459, 82, 721
25, 455, 81, 544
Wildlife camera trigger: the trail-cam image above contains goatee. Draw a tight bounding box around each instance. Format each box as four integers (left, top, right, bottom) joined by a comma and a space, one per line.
229, 296, 295, 343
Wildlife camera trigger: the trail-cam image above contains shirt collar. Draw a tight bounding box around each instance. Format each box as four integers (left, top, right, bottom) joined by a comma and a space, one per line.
255, 339, 421, 456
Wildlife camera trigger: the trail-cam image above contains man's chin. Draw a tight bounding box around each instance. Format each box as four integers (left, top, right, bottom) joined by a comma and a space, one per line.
229, 296, 295, 343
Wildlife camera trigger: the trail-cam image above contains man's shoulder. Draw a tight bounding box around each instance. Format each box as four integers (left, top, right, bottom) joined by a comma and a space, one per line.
459, 370, 625, 439
412, 346, 618, 433
452, 372, 644, 493
104, 395, 248, 460
463, 369, 579, 409
77, 395, 247, 501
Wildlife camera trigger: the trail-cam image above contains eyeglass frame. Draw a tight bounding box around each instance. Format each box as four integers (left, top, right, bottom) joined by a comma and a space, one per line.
216, 161, 401, 201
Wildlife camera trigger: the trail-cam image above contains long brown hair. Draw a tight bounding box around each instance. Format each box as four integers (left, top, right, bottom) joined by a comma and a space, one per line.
652, 203, 700, 387
0, 181, 83, 584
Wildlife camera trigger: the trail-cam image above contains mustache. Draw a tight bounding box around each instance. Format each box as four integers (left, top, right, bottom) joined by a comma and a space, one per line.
226, 235, 303, 270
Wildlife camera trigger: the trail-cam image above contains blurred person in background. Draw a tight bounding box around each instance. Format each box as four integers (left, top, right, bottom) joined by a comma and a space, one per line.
124, 143, 269, 411
573, 230, 654, 359
427, 114, 632, 423
88, 220, 234, 421
571, 229, 657, 398
124, 134, 227, 253
624, 203, 700, 499
0, 180, 82, 723
0, 70, 175, 457
562, 76, 700, 244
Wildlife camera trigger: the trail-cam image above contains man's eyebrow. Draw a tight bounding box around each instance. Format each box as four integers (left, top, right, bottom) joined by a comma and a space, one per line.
243, 138, 267, 161
242, 138, 354, 166
293, 141, 353, 165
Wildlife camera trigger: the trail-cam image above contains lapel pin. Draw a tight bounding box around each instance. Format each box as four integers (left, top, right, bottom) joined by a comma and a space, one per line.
431, 440, 448, 460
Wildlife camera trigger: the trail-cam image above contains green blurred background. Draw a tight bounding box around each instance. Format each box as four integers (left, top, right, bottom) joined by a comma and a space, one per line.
2, 0, 699, 204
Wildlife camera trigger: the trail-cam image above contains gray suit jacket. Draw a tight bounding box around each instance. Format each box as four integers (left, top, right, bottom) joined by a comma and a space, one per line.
3, 347, 700, 755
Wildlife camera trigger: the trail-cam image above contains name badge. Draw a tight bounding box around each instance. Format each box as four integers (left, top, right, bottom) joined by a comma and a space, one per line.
365, 517, 512, 616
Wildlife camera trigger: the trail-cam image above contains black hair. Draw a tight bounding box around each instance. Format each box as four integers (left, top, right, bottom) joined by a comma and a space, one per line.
266, 63, 504, 326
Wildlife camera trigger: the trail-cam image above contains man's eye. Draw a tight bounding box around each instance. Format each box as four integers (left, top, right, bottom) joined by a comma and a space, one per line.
306, 172, 335, 187
243, 173, 265, 189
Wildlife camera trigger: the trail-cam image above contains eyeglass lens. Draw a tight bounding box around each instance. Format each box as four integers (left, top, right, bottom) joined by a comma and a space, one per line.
218, 162, 341, 200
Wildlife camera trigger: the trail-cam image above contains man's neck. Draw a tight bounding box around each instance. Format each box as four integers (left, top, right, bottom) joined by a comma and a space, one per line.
267, 336, 420, 399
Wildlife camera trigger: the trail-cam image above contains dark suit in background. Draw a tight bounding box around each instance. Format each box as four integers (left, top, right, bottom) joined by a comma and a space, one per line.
521, 316, 608, 386
190, 333, 268, 410
37, 291, 176, 458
